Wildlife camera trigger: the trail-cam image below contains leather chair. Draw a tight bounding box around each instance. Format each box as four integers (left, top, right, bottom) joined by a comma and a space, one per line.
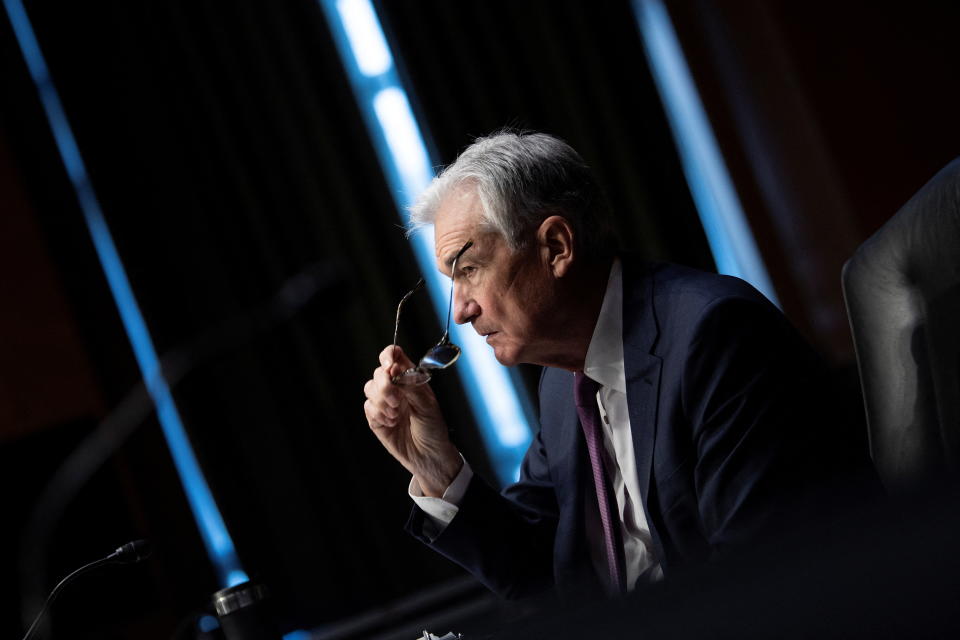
842, 158, 960, 494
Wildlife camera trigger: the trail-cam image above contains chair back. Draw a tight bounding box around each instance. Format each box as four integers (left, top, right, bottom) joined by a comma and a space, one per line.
842, 158, 960, 493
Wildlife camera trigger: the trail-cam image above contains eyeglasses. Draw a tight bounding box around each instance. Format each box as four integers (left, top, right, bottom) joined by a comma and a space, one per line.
392, 240, 473, 385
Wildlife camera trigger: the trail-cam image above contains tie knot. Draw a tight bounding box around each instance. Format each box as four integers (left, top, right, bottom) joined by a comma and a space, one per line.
574, 371, 601, 411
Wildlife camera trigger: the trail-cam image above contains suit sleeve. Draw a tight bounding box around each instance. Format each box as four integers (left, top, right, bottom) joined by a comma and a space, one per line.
405, 404, 559, 599
682, 296, 863, 553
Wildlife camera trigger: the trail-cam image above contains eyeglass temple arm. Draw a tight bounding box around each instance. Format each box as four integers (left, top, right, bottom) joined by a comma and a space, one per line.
394, 278, 425, 347
441, 241, 474, 343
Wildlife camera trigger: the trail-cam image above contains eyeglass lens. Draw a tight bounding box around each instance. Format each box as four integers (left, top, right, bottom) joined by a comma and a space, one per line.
391, 240, 473, 385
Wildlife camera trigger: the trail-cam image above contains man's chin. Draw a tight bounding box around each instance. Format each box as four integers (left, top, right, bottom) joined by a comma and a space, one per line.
490, 344, 519, 367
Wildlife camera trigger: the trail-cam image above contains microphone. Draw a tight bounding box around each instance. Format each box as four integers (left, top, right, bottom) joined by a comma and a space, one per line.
109, 539, 153, 564
21, 539, 152, 640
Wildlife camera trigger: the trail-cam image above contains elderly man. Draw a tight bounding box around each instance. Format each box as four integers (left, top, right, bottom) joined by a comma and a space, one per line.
363, 131, 875, 599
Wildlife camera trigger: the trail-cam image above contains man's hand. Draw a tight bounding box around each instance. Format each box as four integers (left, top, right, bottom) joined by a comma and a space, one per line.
363, 345, 463, 496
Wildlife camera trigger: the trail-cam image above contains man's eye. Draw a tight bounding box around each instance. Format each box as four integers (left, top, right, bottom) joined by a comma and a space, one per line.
460, 265, 476, 276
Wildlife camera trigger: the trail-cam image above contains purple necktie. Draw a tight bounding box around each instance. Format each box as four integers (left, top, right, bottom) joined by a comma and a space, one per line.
574, 371, 626, 594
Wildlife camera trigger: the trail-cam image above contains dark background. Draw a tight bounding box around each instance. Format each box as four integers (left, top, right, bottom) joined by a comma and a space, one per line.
1, 0, 958, 637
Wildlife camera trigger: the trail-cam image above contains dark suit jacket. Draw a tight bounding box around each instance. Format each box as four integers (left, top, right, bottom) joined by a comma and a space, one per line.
407, 258, 877, 599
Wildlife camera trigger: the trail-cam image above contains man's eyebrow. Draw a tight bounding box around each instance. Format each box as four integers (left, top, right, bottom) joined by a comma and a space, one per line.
442, 252, 460, 271
443, 241, 475, 271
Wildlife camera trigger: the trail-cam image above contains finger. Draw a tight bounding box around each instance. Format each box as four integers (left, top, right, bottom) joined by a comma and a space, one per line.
373, 367, 403, 408
364, 376, 397, 418
364, 374, 397, 415
366, 393, 398, 422
363, 399, 378, 427
379, 344, 415, 371
365, 397, 399, 428
373, 395, 400, 421
378, 345, 398, 367
364, 399, 387, 429
370, 373, 406, 420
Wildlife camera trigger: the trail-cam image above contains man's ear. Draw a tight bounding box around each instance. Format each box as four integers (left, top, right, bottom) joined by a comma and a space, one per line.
537, 215, 575, 277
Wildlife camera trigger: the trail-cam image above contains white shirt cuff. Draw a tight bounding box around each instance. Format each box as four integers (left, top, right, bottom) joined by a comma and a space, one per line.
408, 458, 473, 539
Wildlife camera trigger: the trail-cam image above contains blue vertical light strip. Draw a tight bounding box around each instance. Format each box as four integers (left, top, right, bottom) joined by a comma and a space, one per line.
3, 0, 248, 589
319, 0, 533, 484
632, 0, 779, 305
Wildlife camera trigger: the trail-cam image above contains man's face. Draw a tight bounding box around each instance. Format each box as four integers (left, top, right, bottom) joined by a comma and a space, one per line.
433, 186, 554, 367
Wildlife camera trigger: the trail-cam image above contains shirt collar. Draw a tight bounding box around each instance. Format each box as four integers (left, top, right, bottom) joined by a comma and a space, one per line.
583, 259, 626, 393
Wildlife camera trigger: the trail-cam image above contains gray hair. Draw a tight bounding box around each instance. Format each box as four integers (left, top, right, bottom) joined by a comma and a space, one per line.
408, 130, 615, 259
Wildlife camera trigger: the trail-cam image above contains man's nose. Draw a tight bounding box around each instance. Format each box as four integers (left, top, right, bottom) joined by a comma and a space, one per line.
452, 286, 478, 325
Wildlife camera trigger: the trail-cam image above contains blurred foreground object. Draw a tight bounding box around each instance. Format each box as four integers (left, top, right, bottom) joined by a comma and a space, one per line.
843, 157, 960, 494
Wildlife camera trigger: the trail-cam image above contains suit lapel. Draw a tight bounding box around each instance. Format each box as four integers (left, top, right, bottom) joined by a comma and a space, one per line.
541, 370, 601, 592
620, 259, 663, 512
552, 371, 587, 500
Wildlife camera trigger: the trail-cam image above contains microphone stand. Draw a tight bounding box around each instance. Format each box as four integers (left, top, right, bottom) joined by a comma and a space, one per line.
20, 556, 114, 640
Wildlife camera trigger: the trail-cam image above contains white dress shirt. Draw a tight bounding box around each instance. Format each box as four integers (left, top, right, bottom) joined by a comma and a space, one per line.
410, 260, 662, 588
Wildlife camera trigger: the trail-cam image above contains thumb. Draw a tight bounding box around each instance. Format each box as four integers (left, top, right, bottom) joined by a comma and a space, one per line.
404, 381, 439, 414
